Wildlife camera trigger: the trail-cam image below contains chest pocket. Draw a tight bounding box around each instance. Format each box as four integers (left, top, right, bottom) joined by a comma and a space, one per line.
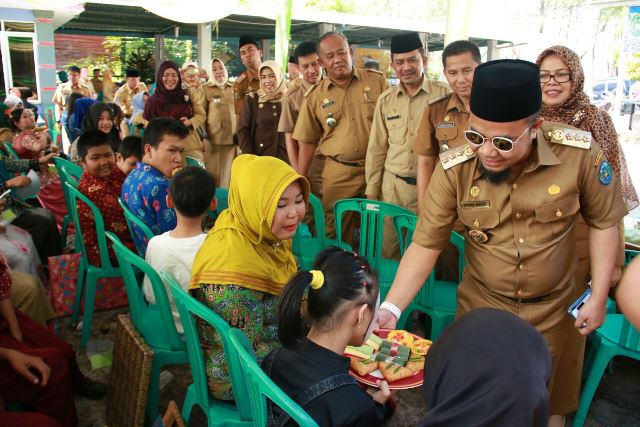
528, 194, 580, 245
435, 126, 458, 144
458, 208, 500, 241
321, 107, 342, 136
385, 117, 406, 144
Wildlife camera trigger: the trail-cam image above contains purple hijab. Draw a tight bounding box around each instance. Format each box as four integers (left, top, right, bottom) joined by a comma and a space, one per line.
143, 60, 192, 121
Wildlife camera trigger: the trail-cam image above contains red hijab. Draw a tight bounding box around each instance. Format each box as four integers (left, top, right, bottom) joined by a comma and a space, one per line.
144, 61, 192, 121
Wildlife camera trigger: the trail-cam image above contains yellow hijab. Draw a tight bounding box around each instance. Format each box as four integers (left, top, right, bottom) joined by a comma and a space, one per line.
257, 60, 286, 103
190, 154, 309, 295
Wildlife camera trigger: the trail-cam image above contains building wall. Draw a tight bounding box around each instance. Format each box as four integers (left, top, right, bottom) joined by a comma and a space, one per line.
54, 33, 107, 69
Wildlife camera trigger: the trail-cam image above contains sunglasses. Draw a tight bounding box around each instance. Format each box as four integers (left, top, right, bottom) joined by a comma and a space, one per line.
464, 121, 535, 153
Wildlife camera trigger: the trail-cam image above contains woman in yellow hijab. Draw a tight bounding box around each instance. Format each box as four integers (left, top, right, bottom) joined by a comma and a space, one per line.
190, 154, 309, 400
237, 60, 289, 163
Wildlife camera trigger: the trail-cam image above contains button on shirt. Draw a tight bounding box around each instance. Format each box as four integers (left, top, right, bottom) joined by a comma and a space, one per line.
293, 68, 388, 161
121, 162, 176, 255
412, 122, 627, 300
365, 77, 450, 198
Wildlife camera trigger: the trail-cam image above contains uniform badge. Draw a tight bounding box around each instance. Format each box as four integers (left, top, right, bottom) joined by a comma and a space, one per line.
326, 113, 337, 128
439, 143, 476, 170
547, 184, 560, 195
469, 229, 489, 243
598, 161, 612, 185
321, 99, 335, 108
469, 186, 480, 198
444, 115, 450, 122
594, 149, 605, 167
441, 143, 449, 152
473, 218, 480, 228
363, 86, 372, 102
549, 127, 592, 149
259, 103, 264, 109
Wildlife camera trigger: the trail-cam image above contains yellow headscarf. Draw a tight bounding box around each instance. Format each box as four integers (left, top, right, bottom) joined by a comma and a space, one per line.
257, 60, 286, 103
190, 154, 309, 295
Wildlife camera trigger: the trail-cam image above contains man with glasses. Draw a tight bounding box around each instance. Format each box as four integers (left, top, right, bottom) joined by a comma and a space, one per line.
365, 32, 450, 258
377, 59, 626, 423
52, 65, 93, 121
278, 41, 324, 196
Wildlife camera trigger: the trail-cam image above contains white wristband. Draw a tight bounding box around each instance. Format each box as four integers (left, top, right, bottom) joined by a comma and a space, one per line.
380, 301, 401, 321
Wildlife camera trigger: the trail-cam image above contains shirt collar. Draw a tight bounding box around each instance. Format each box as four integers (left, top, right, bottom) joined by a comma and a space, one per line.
447, 92, 468, 114
327, 67, 358, 89
295, 338, 350, 372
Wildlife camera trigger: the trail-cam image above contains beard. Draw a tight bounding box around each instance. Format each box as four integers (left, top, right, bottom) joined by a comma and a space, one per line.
479, 164, 511, 184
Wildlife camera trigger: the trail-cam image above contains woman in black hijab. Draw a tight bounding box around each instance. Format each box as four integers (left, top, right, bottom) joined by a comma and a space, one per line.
420, 308, 552, 427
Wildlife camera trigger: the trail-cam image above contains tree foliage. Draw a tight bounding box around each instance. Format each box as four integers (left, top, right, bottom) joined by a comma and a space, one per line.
628, 53, 640, 81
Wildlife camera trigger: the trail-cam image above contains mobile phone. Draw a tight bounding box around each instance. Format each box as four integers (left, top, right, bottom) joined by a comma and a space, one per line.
0, 189, 12, 200
568, 288, 591, 320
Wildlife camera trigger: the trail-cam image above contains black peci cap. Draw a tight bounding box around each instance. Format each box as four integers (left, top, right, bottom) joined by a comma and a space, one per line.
125, 69, 140, 78
390, 32, 423, 54
470, 59, 541, 123
239, 35, 259, 49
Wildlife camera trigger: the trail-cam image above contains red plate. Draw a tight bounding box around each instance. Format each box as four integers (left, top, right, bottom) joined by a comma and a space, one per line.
346, 329, 425, 390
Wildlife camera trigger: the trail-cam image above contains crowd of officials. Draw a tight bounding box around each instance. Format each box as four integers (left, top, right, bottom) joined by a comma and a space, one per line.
0, 28, 639, 427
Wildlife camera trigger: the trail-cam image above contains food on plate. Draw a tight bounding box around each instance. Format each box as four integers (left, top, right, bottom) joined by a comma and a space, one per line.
378, 361, 415, 382
386, 329, 415, 347
348, 356, 378, 376
405, 355, 426, 372
345, 344, 374, 359
366, 334, 383, 350
411, 339, 433, 356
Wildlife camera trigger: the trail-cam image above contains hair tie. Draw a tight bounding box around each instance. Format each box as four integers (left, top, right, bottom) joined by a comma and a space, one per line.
309, 270, 324, 290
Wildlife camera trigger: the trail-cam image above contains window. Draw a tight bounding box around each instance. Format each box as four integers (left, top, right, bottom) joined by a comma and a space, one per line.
4, 22, 34, 32
0, 20, 38, 102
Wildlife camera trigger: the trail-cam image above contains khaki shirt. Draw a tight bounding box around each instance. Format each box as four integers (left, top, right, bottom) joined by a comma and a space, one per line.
365, 77, 450, 198
277, 80, 313, 133
114, 82, 148, 117
293, 68, 388, 161
233, 69, 260, 118
203, 82, 235, 146
52, 82, 92, 107
414, 92, 470, 157
413, 121, 627, 301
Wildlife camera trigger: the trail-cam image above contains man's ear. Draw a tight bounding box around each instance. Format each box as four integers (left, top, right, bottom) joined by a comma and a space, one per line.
210, 197, 218, 212
166, 193, 174, 209
115, 152, 123, 163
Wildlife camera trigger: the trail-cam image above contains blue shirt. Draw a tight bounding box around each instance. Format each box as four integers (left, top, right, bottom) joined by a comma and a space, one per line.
121, 162, 176, 255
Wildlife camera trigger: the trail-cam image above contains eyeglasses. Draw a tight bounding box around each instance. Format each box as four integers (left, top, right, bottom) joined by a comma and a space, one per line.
464, 121, 535, 153
539, 71, 571, 83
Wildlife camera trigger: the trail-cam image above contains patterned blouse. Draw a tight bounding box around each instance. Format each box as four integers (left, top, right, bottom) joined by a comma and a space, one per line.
78, 167, 135, 265
121, 162, 176, 255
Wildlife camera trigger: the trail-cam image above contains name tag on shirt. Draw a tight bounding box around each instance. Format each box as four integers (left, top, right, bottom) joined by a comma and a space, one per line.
461, 200, 490, 209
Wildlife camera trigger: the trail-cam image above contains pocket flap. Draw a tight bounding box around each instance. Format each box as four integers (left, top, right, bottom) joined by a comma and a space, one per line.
535, 194, 580, 223
458, 208, 499, 230
436, 126, 458, 141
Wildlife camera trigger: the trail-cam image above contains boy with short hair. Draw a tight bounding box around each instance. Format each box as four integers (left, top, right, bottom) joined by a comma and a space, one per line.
77, 130, 135, 265
121, 118, 189, 255
116, 135, 143, 175
143, 166, 216, 333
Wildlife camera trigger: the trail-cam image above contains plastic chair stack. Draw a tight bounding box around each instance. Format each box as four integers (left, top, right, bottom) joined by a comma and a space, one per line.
107, 232, 188, 424
163, 272, 253, 427
44, 105, 61, 146
393, 213, 466, 340
229, 329, 319, 427
334, 198, 413, 299
54, 157, 82, 246
66, 182, 122, 346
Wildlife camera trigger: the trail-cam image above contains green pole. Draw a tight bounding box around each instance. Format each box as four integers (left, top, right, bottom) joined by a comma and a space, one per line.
275, 0, 293, 69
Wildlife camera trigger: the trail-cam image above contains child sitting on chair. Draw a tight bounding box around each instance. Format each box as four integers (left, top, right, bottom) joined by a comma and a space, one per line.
266, 247, 390, 426
143, 166, 216, 333
77, 130, 135, 266
115, 135, 143, 175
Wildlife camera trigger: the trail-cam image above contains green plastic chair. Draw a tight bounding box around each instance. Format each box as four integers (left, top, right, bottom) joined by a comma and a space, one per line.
394, 214, 466, 340
66, 182, 122, 347
54, 157, 82, 246
118, 197, 154, 257
44, 105, 61, 146
625, 248, 639, 265
186, 156, 205, 168
229, 329, 319, 427
572, 313, 640, 427
293, 193, 350, 270
163, 272, 253, 426
3, 141, 20, 160
106, 232, 188, 424
334, 198, 413, 298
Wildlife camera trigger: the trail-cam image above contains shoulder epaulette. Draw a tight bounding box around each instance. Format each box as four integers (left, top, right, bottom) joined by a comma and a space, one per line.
439, 143, 476, 170
364, 68, 384, 76
304, 81, 322, 98
428, 93, 450, 106
542, 122, 592, 150
377, 86, 396, 101
235, 73, 247, 84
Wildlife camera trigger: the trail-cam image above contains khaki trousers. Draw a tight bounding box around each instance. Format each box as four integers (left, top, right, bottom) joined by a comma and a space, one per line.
322, 159, 366, 243
204, 144, 236, 188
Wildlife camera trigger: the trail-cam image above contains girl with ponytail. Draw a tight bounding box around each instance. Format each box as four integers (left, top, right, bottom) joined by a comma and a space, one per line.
264, 247, 390, 426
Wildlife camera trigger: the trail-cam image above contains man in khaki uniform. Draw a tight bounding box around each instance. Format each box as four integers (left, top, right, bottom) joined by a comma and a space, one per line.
233, 36, 262, 127
365, 32, 450, 257
278, 41, 324, 196
52, 65, 93, 121
114, 69, 148, 119
415, 40, 481, 213
377, 60, 627, 425
293, 31, 388, 241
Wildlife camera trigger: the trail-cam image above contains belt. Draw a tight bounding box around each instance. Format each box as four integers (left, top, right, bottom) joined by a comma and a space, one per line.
388, 170, 416, 185
504, 292, 554, 304
327, 156, 365, 167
